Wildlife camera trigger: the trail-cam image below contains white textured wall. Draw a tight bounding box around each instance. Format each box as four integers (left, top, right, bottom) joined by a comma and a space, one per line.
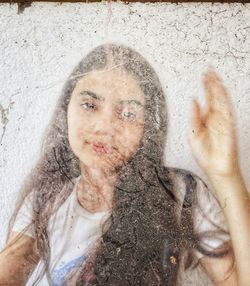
0, 2, 250, 284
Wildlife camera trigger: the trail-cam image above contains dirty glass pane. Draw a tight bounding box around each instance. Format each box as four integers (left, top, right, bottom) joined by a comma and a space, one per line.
0, 2, 250, 286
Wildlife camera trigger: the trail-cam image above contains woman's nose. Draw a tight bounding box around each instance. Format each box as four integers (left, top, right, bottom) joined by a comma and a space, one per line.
92, 110, 116, 137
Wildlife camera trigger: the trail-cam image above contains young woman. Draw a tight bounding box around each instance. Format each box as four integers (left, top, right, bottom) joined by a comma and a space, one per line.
0, 44, 249, 286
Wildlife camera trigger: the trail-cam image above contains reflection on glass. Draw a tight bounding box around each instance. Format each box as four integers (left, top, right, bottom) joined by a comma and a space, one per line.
0, 44, 249, 286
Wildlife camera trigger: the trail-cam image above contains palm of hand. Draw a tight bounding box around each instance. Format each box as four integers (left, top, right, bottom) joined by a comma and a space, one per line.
189, 71, 239, 178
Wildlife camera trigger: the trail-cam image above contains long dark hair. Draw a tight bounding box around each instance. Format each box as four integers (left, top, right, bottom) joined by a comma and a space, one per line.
73, 44, 182, 286
7, 44, 227, 286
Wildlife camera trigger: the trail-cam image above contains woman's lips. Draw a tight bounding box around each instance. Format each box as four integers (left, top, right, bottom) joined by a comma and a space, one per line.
92, 142, 114, 154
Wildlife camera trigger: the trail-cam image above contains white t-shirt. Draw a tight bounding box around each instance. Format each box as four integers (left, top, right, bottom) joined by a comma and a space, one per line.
13, 176, 110, 286
12, 170, 230, 285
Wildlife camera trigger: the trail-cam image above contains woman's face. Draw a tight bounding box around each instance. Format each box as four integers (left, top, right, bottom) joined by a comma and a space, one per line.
67, 69, 145, 172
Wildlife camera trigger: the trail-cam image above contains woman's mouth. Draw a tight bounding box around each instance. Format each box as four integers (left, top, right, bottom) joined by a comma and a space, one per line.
92, 142, 113, 154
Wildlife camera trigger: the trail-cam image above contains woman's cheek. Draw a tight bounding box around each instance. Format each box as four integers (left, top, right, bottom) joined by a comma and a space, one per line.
77, 129, 85, 140
118, 125, 142, 158
68, 125, 82, 152
129, 124, 144, 143
68, 132, 78, 157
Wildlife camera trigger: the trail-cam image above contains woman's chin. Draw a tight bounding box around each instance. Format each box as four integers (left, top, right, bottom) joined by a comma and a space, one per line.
79, 154, 119, 173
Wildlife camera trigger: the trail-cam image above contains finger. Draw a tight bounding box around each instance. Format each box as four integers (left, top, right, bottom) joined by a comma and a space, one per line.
203, 74, 213, 115
203, 71, 233, 120
190, 99, 204, 137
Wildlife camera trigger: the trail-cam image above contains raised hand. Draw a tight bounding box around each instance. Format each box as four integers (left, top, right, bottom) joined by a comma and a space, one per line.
188, 71, 239, 180
189, 71, 250, 286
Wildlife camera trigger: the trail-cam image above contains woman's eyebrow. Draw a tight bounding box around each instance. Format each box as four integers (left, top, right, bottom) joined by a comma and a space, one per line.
118, 99, 144, 107
79, 90, 104, 101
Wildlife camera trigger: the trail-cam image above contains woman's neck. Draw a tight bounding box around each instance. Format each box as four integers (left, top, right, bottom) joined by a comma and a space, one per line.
77, 164, 118, 213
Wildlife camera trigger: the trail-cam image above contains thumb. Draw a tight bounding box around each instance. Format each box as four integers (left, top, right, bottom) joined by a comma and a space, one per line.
190, 99, 203, 138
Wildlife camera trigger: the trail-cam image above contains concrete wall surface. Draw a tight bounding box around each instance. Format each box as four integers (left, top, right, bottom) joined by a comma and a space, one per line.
0, 2, 249, 285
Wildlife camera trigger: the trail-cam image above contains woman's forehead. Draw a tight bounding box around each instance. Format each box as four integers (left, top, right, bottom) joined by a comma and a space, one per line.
73, 69, 145, 103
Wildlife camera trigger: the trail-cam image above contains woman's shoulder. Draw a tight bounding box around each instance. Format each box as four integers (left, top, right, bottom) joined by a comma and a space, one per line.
162, 166, 208, 203
164, 166, 228, 228
164, 166, 230, 243
164, 166, 206, 183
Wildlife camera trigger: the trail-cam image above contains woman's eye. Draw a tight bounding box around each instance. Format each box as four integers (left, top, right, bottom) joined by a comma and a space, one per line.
122, 111, 136, 120
117, 107, 137, 121
80, 102, 97, 111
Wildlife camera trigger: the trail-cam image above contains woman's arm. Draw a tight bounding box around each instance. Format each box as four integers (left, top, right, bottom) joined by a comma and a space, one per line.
0, 231, 40, 286
206, 171, 250, 285
188, 71, 250, 286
